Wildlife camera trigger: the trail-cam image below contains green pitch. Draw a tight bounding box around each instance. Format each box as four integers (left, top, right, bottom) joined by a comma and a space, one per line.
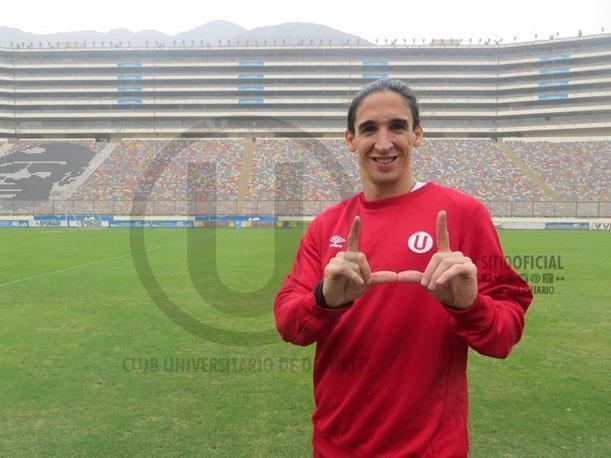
0, 228, 609, 457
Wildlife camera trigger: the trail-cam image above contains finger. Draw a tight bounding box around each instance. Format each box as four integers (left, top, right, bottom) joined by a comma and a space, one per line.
357, 252, 372, 285
344, 267, 365, 286
436, 210, 450, 252
435, 261, 477, 286
420, 252, 463, 287
370, 271, 398, 284
420, 252, 443, 287
347, 216, 360, 252
340, 251, 372, 285
327, 262, 365, 286
397, 270, 423, 283
428, 256, 470, 290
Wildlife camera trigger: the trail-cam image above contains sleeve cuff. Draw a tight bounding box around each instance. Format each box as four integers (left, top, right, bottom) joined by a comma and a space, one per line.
314, 281, 353, 310
443, 293, 484, 318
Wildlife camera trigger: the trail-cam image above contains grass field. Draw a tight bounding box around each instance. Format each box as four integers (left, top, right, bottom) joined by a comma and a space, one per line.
0, 228, 609, 457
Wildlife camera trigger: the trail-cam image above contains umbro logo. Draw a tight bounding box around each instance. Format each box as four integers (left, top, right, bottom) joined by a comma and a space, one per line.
329, 235, 346, 248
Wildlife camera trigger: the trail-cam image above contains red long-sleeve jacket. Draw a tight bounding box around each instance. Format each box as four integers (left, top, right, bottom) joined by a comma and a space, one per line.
274, 183, 532, 457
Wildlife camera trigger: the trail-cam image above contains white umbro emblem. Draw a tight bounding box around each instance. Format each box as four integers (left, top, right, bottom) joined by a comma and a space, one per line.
407, 231, 434, 254
329, 235, 346, 248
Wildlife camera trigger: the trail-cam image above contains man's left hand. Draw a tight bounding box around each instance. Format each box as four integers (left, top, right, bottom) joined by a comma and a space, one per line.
399, 210, 478, 309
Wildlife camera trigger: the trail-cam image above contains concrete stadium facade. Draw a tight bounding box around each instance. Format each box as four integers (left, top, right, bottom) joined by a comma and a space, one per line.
0, 34, 610, 139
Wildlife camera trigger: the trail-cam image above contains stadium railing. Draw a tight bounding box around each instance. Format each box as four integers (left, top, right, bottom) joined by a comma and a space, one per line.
0, 200, 610, 218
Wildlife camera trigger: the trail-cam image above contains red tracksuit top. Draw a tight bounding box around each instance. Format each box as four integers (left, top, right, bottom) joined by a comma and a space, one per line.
274, 183, 532, 457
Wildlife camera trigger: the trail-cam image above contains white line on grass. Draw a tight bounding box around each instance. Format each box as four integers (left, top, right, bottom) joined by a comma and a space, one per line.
0, 239, 187, 288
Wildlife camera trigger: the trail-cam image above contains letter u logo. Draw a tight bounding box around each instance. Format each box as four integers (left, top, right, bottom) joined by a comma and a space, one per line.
408, 231, 433, 254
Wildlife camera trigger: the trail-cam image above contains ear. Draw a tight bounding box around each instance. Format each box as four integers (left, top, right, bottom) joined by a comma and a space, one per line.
344, 128, 356, 152
413, 125, 424, 147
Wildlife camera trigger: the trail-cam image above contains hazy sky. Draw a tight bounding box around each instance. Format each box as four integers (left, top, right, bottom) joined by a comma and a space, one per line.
2, 0, 610, 42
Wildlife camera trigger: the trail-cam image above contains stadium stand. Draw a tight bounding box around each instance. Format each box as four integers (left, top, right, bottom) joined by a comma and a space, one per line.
2, 138, 605, 217
507, 140, 611, 201
70, 139, 244, 201
0, 34, 609, 217
0, 141, 101, 201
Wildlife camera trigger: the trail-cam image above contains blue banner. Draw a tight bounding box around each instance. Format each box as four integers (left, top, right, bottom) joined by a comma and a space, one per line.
33, 215, 113, 221
110, 221, 151, 228
362, 60, 389, 66
238, 86, 264, 91
362, 73, 389, 79
0, 220, 28, 227
150, 221, 193, 228
239, 98, 264, 104
539, 67, 570, 75
118, 63, 143, 68
538, 80, 569, 87
195, 215, 276, 223
538, 93, 569, 100
539, 55, 570, 62
238, 74, 264, 79
239, 61, 264, 67
545, 222, 589, 230
118, 99, 144, 105
117, 76, 143, 81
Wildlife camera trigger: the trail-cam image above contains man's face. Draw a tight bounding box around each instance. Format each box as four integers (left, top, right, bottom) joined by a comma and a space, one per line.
345, 90, 423, 200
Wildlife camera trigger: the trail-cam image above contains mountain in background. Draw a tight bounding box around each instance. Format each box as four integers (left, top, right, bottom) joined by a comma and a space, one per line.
0, 20, 370, 46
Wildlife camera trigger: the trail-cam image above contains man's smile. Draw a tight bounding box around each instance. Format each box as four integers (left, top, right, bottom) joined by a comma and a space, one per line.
370, 155, 398, 164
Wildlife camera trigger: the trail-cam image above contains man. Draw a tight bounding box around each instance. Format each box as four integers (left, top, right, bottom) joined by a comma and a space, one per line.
274, 79, 532, 457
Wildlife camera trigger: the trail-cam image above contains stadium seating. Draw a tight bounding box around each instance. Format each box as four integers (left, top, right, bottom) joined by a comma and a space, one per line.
1, 138, 608, 216
0, 140, 101, 201
507, 140, 610, 201
70, 139, 243, 201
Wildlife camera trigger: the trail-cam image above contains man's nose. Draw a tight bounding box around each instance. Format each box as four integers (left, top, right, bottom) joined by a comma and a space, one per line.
374, 128, 393, 152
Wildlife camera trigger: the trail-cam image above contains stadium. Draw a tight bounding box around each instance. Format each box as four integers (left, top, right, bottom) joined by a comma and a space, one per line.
0, 31, 610, 456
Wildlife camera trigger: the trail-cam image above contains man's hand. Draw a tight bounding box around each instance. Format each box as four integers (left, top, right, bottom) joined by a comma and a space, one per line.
321, 211, 477, 309
415, 210, 478, 309
322, 216, 397, 307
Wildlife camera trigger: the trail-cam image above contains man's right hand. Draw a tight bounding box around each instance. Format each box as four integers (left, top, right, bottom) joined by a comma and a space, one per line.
322, 216, 399, 307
